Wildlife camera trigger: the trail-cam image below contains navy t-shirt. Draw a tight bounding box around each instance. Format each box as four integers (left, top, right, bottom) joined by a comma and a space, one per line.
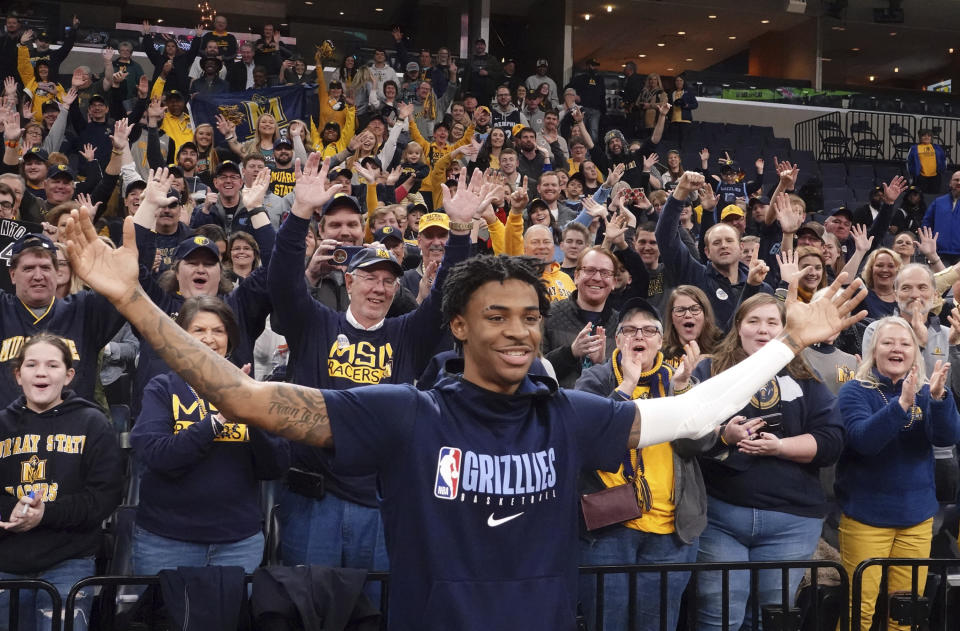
323, 375, 635, 631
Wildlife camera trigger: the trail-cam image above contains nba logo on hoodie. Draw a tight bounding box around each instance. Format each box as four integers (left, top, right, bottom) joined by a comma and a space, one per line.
434, 447, 461, 500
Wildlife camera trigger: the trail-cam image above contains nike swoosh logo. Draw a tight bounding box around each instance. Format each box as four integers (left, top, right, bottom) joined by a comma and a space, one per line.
487, 512, 524, 527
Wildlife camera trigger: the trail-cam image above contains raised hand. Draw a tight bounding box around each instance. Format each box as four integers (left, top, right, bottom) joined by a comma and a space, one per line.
147, 98, 165, 122
217, 114, 237, 137
111, 70, 128, 89
882, 175, 907, 205
780, 272, 867, 353
747, 256, 769, 286
80, 143, 97, 162
111, 118, 132, 149
698, 183, 717, 212
673, 171, 705, 201
671, 340, 701, 392
603, 212, 629, 247
917, 226, 939, 259
699, 147, 710, 164
643, 153, 659, 171
61, 87, 78, 107
385, 165, 403, 186
391, 26, 403, 42
773, 192, 803, 234
571, 322, 601, 360
947, 306, 960, 346
898, 364, 919, 411
656, 101, 671, 116
849, 223, 874, 253
397, 102, 414, 120
754, 157, 765, 173
604, 162, 625, 188
161, 60, 173, 77
137, 75, 149, 100
777, 249, 800, 283
64, 208, 140, 304
929, 360, 951, 401
1, 108, 20, 142
19, 29, 33, 45
290, 154, 344, 219
2, 77, 15, 98
75, 192, 102, 218
508, 178, 529, 212
773, 157, 799, 191
441, 168, 499, 228
101, 46, 115, 63
351, 161, 378, 184
142, 20, 152, 35
241, 167, 271, 210
581, 195, 607, 218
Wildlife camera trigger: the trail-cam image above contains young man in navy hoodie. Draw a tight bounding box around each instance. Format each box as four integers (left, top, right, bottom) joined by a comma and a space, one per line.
65, 161, 868, 631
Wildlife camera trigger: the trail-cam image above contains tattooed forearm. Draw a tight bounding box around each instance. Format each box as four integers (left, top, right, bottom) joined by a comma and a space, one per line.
118, 288, 334, 447
629, 407, 643, 449
775, 331, 803, 355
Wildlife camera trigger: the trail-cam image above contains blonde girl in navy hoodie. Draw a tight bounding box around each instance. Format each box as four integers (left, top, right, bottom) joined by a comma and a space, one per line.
0, 333, 122, 631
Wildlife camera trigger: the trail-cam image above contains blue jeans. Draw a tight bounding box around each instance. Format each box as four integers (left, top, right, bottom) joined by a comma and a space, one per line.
277, 488, 388, 570
582, 107, 602, 149
695, 497, 822, 631
0, 557, 95, 631
132, 525, 264, 575
579, 528, 698, 631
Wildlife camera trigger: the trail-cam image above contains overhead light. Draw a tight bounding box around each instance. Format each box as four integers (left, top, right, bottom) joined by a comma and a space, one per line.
869, 75, 875, 81
657, 42, 665, 47
889, 31, 897, 36
761, 19, 770, 24
677, 31, 686, 35
831, 25, 845, 31
339, 10, 344, 14
304, 1, 313, 4
706, 47, 714, 51
728, 35, 737, 39
584, 13, 592, 20
606, 5, 613, 12
685, 58, 693, 61
708, 14, 717, 19
666, 67, 674, 71
851, 47, 859, 51
638, 53, 646, 57
157, 18, 164, 23
375, 7, 383, 11
894, 67, 899, 72
621, 63, 626, 67
951, 48, 955, 53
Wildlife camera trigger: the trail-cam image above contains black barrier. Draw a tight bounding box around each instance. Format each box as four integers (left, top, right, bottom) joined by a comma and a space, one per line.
0, 579, 63, 631
580, 560, 848, 631
63, 572, 391, 631
851, 557, 960, 631
795, 111, 846, 160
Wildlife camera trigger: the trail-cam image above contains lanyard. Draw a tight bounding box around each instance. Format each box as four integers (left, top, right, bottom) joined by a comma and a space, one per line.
185, 384, 208, 421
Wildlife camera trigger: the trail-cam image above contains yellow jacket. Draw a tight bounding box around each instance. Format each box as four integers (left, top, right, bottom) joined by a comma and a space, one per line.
411, 121, 475, 203
18, 46, 64, 122
150, 78, 194, 154
504, 213, 524, 256
311, 105, 355, 158
542, 263, 575, 302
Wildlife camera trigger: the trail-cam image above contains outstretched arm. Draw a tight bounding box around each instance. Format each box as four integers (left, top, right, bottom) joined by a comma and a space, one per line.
627, 273, 867, 449
65, 204, 334, 448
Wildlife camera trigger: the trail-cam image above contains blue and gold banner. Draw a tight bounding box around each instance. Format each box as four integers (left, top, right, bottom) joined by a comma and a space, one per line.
190, 85, 318, 143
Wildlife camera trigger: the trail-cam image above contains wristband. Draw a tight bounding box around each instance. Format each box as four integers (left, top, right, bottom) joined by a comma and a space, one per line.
111, 148, 123, 155
4, 140, 17, 148
449, 221, 473, 231
246, 207, 266, 218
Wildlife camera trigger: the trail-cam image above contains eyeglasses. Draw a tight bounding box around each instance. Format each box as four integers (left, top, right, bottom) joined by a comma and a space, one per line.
617, 325, 661, 339
352, 272, 400, 289
672, 305, 703, 316
0, 201, 13, 210
577, 267, 615, 279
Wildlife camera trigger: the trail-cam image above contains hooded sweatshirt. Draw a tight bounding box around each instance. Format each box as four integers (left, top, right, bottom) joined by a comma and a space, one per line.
0, 391, 122, 574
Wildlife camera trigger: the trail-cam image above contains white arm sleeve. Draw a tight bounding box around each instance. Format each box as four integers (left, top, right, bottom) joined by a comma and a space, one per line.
634, 339, 796, 447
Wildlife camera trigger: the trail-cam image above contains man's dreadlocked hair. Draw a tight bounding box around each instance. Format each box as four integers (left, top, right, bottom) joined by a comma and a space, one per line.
441, 255, 551, 326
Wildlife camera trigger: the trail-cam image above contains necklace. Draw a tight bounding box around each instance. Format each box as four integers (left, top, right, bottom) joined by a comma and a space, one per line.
870, 382, 922, 429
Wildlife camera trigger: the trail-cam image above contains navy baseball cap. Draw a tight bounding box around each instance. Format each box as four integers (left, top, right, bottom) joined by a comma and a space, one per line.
40, 101, 59, 113
215, 160, 241, 176
274, 137, 293, 149
176, 141, 199, 156
89, 93, 106, 104
124, 180, 147, 197
327, 166, 352, 181
165, 89, 185, 101
346, 246, 403, 276
23, 147, 49, 162
618, 297, 661, 324
11, 233, 56, 256
48, 164, 75, 181
166, 164, 184, 178
828, 206, 853, 220
529, 197, 549, 211
373, 226, 403, 245
322, 194, 363, 215
174, 235, 220, 261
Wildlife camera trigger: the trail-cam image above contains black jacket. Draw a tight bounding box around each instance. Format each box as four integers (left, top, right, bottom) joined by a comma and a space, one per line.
0, 392, 122, 574
252, 565, 380, 631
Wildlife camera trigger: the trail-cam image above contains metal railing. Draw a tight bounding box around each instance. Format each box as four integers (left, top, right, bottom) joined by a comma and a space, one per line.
580, 559, 847, 631
851, 557, 960, 631
795, 111, 845, 161
63, 572, 391, 631
0, 579, 63, 631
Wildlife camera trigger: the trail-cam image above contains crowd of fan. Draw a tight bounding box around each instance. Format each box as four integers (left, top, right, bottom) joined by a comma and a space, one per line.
0, 10, 959, 631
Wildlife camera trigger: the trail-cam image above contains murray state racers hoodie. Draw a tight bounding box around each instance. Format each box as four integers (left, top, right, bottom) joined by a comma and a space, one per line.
0, 392, 122, 574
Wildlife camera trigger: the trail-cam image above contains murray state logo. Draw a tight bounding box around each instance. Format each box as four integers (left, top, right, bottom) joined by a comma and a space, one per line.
434, 446, 461, 499
750, 378, 780, 410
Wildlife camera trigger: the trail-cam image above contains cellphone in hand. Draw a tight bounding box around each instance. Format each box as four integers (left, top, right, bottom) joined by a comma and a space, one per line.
748, 412, 782, 439
331, 245, 363, 265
